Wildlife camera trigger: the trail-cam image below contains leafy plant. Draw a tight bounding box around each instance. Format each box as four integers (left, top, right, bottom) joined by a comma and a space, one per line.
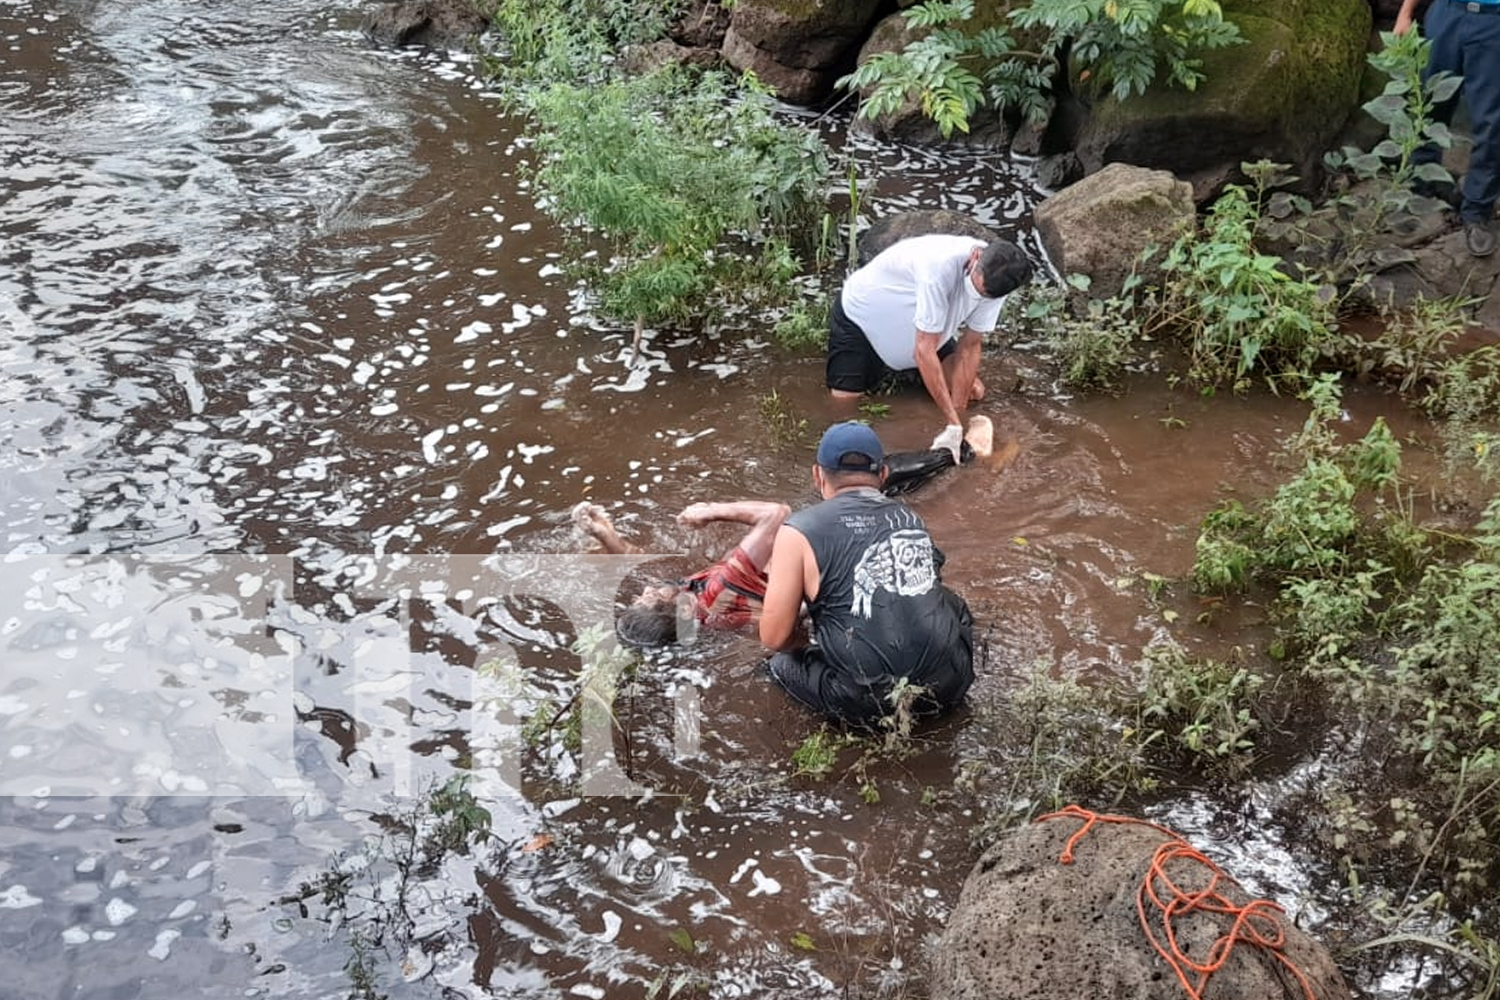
425, 774, 494, 855
1018, 273, 1144, 391
284, 771, 499, 994
1255, 32, 1458, 286
960, 661, 1157, 845
1134, 642, 1264, 772
759, 389, 810, 449
1151, 181, 1337, 391
1343, 294, 1475, 394
837, 0, 1243, 139
772, 299, 829, 352
1422, 344, 1500, 489
525, 66, 827, 356
880, 677, 930, 751
790, 727, 850, 779
483, 0, 689, 87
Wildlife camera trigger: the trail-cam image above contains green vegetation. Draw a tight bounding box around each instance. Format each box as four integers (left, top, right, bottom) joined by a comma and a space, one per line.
1250, 31, 1459, 287
480, 0, 828, 355
758, 388, 810, 449
283, 773, 495, 998
772, 298, 830, 352
526, 67, 826, 355
483, 0, 688, 86
790, 727, 852, 779
839, 0, 1243, 138
961, 640, 1268, 843
1152, 181, 1338, 392
959, 378, 1500, 983
1179, 380, 1500, 977
1014, 273, 1144, 392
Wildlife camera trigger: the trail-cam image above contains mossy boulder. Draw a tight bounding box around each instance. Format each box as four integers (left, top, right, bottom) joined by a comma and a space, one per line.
1072, 0, 1371, 199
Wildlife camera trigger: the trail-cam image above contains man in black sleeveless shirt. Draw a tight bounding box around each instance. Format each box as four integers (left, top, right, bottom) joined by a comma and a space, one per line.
759, 421, 975, 729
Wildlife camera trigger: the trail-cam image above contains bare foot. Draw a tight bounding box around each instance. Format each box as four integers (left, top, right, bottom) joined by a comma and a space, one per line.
572, 501, 637, 553
969, 376, 986, 403
572, 501, 611, 537
964, 415, 994, 459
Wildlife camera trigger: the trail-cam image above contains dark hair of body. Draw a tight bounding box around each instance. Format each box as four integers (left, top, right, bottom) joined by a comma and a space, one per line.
976, 241, 1033, 299
615, 586, 680, 646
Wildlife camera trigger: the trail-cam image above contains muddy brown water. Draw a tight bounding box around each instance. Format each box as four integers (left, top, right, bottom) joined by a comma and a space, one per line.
0, 2, 1445, 998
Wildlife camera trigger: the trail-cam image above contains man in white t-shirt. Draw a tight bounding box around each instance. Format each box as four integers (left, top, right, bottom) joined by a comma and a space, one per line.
826, 234, 1031, 458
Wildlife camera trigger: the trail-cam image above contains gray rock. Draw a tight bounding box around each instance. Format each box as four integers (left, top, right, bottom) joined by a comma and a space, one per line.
720, 0, 884, 106
931, 810, 1353, 1000
857, 210, 1002, 267
360, 0, 488, 51
1033, 162, 1195, 299
670, 0, 732, 49
1033, 152, 1084, 193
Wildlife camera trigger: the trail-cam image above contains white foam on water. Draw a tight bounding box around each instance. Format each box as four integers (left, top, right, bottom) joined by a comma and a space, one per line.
0, 885, 42, 909
104, 897, 136, 925
147, 928, 179, 960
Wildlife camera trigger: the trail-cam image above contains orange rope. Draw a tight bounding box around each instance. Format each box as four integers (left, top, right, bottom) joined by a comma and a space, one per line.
1035, 806, 1320, 1000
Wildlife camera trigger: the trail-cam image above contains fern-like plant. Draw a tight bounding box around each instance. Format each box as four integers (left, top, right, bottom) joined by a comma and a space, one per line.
837, 0, 1243, 139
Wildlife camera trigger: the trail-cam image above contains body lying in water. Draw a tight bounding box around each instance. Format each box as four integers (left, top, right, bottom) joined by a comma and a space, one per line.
573, 418, 992, 727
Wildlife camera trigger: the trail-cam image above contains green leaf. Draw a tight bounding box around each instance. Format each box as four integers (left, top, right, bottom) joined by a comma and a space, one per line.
1428, 72, 1462, 104
1362, 93, 1409, 127
668, 928, 698, 954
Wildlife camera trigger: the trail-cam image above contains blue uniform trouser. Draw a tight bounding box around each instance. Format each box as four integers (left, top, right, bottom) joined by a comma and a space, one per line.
1414, 0, 1500, 224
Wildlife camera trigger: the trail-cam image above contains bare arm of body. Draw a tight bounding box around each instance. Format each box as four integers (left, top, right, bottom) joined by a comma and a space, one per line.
941, 329, 983, 418
677, 500, 791, 572
913, 329, 965, 429
572, 502, 640, 554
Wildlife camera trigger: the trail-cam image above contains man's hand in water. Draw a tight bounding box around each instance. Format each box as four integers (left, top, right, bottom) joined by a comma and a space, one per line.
931, 424, 964, 462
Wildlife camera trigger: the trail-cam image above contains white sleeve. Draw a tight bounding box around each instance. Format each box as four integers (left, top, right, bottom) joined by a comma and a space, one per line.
911, 257, 951, 334
964, 295, 1005, 335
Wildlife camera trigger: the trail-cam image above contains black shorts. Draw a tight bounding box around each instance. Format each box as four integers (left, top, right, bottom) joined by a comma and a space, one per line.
825, 295, 954, 394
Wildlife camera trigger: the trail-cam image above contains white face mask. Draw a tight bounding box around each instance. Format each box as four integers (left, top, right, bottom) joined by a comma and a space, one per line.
962, 260, 987, 301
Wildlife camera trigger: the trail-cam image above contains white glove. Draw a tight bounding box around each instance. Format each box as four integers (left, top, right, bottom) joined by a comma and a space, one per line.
931, 424, 964, 463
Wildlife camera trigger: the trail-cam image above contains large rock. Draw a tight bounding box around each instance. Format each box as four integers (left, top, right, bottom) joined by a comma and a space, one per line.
931, 809, 1353, 1000
1033, 163, 1194, 298
720, 0, 884, 106
670, 0, 732, 49
360, 0, 488, 51
1365, 234, 1500, 331
1073, 0, 1371, 200
857, 210, 1001, 267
